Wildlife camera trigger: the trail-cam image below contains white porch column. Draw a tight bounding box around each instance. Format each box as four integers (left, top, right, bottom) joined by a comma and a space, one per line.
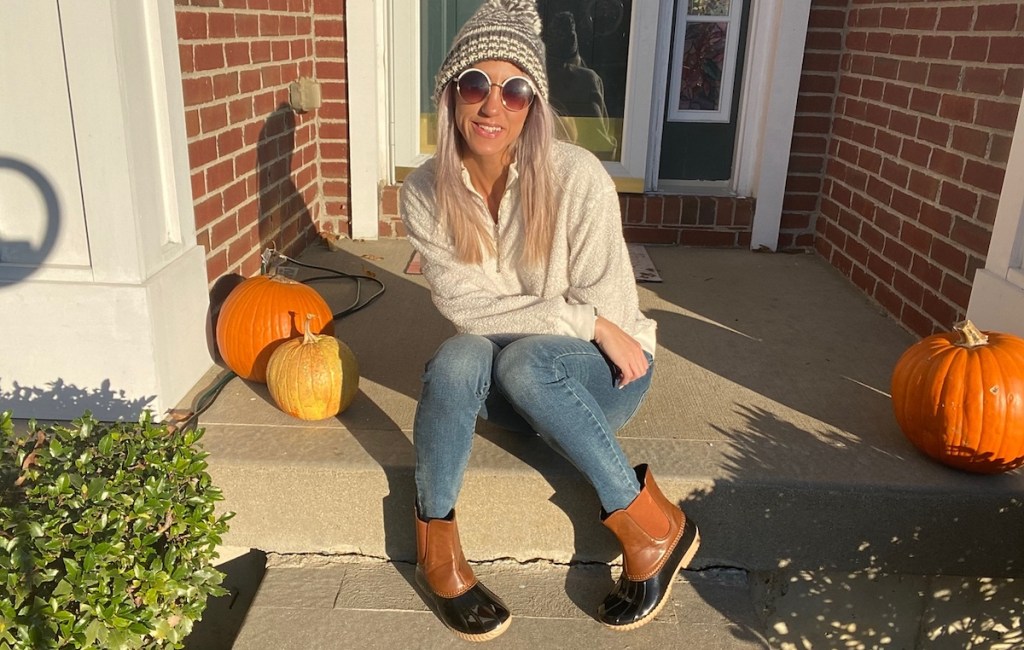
967, 99, 1024, 338
749, 0, 813, 251
346, 0, 389, 240
0, 0, 212, 421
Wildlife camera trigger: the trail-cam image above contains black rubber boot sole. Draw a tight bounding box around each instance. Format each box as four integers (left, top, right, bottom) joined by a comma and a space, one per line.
415, 568, 512, 642
598, 516, 701, 630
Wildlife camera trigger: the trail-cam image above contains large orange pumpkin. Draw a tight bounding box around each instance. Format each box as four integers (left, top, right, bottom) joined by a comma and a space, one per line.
891, 320, 1024, 474
215, 274, 334, 382
266, 314, 360, 420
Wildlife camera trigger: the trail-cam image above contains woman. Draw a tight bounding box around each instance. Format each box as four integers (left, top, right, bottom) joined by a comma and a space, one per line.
399, 0, 699, 641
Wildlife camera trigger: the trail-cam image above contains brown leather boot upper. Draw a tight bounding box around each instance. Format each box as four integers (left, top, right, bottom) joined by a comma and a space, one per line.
602, 465, 685, 581
416, 511, 478, 598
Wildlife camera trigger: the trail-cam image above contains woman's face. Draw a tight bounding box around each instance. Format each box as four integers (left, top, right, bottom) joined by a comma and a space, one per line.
453, 60, 533, 168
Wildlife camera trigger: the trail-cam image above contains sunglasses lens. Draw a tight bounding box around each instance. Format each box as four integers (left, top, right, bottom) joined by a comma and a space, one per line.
501, 78, 534, 111
456, 70, 490, 104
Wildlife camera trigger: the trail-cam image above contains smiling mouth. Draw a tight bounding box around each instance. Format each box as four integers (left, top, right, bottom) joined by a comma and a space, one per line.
474, 123, 503, 136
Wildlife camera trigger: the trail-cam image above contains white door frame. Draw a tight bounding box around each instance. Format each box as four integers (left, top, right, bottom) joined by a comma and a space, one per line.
967, 99, 1024, 337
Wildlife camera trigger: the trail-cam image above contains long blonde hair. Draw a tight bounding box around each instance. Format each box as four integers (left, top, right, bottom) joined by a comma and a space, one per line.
434, 83, 558, 267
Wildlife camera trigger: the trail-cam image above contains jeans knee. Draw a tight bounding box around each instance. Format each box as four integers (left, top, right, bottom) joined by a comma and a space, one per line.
423, 334, 495, 395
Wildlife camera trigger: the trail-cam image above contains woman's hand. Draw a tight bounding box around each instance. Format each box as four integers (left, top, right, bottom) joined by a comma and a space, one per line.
593, 316, 649, 388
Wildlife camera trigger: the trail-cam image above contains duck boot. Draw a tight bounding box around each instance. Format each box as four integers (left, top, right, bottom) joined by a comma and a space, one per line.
415, 508, 511, 642
597, 464, 701, 630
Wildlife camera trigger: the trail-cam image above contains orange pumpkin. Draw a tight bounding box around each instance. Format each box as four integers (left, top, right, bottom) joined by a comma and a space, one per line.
891, 320, 1024, 474
266, 314, 359, 420
215, 274, 334, 382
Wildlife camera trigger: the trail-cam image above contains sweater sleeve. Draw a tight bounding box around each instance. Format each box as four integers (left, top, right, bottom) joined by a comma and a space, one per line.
399, 172, 597, 339
558, 149, 645, 333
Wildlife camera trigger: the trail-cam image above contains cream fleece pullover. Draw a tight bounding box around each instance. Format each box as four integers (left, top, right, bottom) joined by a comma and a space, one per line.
399, 140, 657, 356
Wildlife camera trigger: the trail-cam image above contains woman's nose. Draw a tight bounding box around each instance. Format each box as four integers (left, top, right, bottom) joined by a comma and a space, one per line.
479, 86, 503, 115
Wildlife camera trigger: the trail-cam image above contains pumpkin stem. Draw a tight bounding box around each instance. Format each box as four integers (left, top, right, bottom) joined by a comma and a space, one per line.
954, 319, 989, 348
302, 313, 317, 344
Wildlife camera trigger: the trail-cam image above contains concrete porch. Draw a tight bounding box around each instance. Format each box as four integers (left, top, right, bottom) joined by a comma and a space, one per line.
182, 238, 1024, 647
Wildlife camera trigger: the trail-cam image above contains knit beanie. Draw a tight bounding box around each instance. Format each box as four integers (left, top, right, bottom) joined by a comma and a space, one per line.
433, 0, 549, 105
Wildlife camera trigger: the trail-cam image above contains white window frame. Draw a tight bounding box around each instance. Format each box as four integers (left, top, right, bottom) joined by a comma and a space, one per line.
666, 0, 743, 124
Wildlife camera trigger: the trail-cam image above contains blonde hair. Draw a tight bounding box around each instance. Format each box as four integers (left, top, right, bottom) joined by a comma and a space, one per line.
434, 83, 558, 267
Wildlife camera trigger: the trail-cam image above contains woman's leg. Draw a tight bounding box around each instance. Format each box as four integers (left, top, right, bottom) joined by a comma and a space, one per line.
412, 333, 512, 641
491, 335, 653, 513
414, 333, 498, 519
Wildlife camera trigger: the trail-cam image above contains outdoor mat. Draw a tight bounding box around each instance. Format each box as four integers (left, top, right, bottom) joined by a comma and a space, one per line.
404, 243, 662, 282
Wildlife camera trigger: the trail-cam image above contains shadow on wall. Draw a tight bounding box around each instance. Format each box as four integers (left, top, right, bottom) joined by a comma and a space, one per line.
256, 103, 316, 259
0, 378, 155, 423
0, 157, 61, 286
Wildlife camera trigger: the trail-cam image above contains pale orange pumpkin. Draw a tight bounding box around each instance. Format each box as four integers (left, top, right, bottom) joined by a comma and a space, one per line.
266, 314, 359, 420
215, 274, 334, 382
891, 320, 1024, 474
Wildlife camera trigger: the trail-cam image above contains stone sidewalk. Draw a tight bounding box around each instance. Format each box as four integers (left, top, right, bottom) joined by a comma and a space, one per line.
187, 552, 1022, 649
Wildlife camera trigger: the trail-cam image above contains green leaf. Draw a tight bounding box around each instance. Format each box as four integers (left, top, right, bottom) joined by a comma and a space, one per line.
98, 434, 113, 456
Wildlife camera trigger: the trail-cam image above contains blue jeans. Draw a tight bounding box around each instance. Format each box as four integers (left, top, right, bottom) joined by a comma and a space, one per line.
414, 333, 653, 519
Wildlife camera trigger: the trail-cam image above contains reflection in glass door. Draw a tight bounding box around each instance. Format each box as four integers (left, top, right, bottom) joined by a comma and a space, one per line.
419, 0, 633, 162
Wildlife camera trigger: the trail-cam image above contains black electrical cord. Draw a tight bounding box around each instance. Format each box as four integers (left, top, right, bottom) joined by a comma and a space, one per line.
176, 253, 387, 433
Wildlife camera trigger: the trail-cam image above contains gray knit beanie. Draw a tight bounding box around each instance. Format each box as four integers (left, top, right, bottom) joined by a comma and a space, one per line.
433, 0, 549, 105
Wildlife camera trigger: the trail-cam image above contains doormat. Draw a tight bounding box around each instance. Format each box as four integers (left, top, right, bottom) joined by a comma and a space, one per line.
404, 243, 662, 283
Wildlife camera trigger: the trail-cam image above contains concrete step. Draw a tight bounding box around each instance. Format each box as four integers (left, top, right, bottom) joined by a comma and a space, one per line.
186, 239, 1024, 577
186, 553, 1024, 650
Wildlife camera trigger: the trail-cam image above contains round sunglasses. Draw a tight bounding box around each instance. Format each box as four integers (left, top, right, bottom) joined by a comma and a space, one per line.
455, 68, 536, 112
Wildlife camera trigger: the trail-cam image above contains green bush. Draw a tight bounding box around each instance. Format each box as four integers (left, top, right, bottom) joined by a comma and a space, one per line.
0, 410, 232, 649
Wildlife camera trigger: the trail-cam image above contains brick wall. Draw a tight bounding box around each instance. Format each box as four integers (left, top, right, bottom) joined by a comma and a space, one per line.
175, 0, 349, 284
782, 0, 849, 252
815, 1, 1023, 336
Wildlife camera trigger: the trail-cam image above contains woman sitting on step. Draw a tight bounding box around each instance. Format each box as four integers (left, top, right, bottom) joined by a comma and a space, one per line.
399, 0, 700, 641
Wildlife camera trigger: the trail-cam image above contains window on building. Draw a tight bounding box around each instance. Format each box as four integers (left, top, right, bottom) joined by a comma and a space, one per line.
393, 0, 750, 192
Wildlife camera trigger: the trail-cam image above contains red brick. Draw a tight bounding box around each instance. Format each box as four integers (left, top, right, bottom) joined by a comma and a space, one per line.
989, 36, 1024, 65
908, 170, 941, 202
907, 7, 939, 31
177, 11, 208, 39
919, 204, 953, 237
921, 292, 959, 329
963, 160, 1007, 195
941, 273, 972, 310
909, 88, 940, 115
963, 67, 1007, 96
194, 44, 226, 72
182, 77, 214, 106
891, 34, 920, 57
929, 149, 964, 179
901, 140, 933, 167
883, 237, 914, 270
893, 267, 924, 304
951, 36, 991, 63
930, 238, 968, 276
920, 36, 953, 60
938, 182, 979, 216
898, 60, 928, 85
976, 99, 1020, 131
188, 136, 218, 167
938, 95, 976, 124
937, 6, 975, 31
902, 221, 933, 255
951, 126, 990, 158
951, 216, 993, 257
882, 82, 911, 108
976, 4, 1020, 31
917, 117, 951, 146
927, 63, 960, 90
